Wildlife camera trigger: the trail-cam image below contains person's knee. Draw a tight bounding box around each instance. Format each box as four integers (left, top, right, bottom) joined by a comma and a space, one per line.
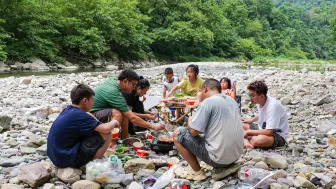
111, 109, 123, 123
250, 135, 268, 147
99, 131, 112, 141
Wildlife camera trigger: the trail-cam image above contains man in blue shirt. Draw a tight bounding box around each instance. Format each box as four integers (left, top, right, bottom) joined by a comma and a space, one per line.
47, 84, 119, 168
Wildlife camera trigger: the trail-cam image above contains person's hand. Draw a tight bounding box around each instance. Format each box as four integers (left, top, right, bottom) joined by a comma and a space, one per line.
145, 114, 156, 120
152, 123, 165, 131
109, 120, 120, 128
142, 95, 147, 102
232, 82, 236, 93
167, 92, 172, 97
242, 118, 252, 124
244, 130, 250, 138
149, 111, 158, 118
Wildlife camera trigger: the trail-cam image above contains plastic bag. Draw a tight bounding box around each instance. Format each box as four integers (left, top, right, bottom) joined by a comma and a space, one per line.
86, 159, 126, 184
148, 165, 178, 189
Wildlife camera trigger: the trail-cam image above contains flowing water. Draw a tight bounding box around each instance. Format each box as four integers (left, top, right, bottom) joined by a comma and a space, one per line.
0, 62, 335, 78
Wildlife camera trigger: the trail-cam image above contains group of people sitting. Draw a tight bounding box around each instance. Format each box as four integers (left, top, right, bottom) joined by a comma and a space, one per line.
47, 64, 289, 181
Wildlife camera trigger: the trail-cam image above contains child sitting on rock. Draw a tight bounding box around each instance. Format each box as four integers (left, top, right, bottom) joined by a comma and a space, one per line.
47, 84, 119, 168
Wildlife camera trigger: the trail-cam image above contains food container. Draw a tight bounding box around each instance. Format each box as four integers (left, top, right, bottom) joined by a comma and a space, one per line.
167, 157, 180, 168
137, 150, 149, 157
187, 100, 196, 106
133, 142, 144, 151
112, 128, 120, 138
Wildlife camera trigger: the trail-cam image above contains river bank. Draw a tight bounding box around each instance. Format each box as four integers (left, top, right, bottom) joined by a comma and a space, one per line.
0, 62, 335, 188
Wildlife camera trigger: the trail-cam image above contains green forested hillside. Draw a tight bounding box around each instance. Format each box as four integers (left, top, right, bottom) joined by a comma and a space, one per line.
0, 0, 336, 65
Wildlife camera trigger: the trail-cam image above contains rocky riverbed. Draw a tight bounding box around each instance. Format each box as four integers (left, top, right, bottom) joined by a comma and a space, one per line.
0, 62, 335, 189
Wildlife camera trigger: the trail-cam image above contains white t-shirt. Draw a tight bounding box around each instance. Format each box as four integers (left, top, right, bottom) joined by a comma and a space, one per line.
163, 76, 180, 93
257, 96, 289, 140
191, 94, 244, 164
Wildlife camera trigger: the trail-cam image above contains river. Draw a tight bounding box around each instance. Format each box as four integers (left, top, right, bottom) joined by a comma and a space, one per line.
0, 62, 335, 78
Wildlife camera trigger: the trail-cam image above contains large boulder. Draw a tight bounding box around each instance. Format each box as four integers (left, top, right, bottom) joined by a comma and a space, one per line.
124, 158, 155, 174
311, 95, 334, 106
18, 163, 50, 187
29, 58, 50, 70
14, 62, 24, 70
0, 61, 10, 72
22, 63, 32, 70
1, 184, 23, 189
56, 168, 82, 184
106, 65, 118, 71
92, 60, 104, 68
72, 180, 100, 189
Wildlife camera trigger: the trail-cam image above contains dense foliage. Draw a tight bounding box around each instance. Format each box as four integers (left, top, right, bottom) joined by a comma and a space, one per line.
0, 0, 335, 64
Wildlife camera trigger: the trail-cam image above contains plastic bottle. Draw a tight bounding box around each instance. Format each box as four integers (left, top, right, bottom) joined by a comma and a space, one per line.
238, 167, 273, 187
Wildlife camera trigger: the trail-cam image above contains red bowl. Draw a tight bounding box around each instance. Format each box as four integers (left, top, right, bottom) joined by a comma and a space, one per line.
112, 128, 120, 139
137, 150, 149, 157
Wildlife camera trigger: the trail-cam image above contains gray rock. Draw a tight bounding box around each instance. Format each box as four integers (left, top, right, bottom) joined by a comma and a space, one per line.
37, 144, 47, 156
0, 114, 12, 130
18, 163, 50, 187
265, 154, 288, 169
270, 183, 282, 189
29, 58, 50, 70
0, 157, 25, 167
1, 184, 22, 189
106, 65, 118, 71
20, 146, 36, 155
277, 178, 294, 187
121, 173, 134, 186
311, 95, 334, 106
272, 170, 288, 180
124, 158, 155, 174
56, 168, 82, 184
280, 97, 291, 105
22, 63, 32, 70
255, 161, 269, 170
211, 163, 241, 181
327, 159, 336, 167
72, 180, 100, 189
295, 176, 316, 189
21, 78, 32, 85
43, 183, 55, 189
128, 182, 144, 189
318, 119, 336, 133
331, 151, 336, 159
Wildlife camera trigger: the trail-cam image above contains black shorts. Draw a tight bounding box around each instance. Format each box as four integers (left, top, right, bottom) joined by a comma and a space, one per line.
249, 123, 286, 149
73, 132, 105, 168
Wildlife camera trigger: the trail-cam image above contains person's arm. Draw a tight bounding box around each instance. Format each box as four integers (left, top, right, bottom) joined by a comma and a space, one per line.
95, 120, 119, 133
187, 116, 200, 136
133, 112, 155, 120
123, 111, 164, 130
232, 82, 237, 100
167, 85, 181, 97
245, 129, 273, 137
163, 86, 167, 98
242, 116, 258, 124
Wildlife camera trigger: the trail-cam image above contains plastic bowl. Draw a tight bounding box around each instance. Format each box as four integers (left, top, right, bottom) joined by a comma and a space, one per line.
137, 150, 149, 157
133, 142, 143, 151
112, 128, 120, 139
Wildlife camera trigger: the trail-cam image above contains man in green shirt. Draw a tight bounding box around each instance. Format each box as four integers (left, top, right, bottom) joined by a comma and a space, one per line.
91, 69, 164, 140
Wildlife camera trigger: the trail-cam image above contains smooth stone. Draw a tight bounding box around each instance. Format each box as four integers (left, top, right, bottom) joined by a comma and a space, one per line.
128, 182, 144, 189
212, 181, 225, 189
272, 170, 288, 180
37, 144, 47, 156
19, 146, 36, 155
211, 163, 241, 181
265, 154, 288, 169
0, 114, 13, 130
295, 176, 316, 189
277, 178, 294, 187
255, 161, 269, 170
270, 183, 283, 189
72, 180, 100, 189
0, 157, 25, 167
327, 159, 336, 167
1, 184, 22, 189
56, 167, 82, 184
17, 163, 50, 187
43, 183, 56, 189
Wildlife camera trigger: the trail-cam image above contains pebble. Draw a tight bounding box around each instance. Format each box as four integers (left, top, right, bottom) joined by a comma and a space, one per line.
0, 63, 335, 188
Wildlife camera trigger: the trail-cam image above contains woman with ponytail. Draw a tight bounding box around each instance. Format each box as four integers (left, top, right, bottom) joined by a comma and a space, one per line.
123, 76, 157, 134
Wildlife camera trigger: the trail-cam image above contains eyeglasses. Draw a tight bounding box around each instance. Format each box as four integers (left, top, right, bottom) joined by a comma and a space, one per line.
247, 93, 255, 98
128, 80, 138, 89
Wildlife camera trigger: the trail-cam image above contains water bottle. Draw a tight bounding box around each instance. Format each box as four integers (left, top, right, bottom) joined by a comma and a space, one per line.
238, 167, 272, 187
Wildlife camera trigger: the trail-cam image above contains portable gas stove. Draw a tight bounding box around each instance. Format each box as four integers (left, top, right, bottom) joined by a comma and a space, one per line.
151, 139, 176, 153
